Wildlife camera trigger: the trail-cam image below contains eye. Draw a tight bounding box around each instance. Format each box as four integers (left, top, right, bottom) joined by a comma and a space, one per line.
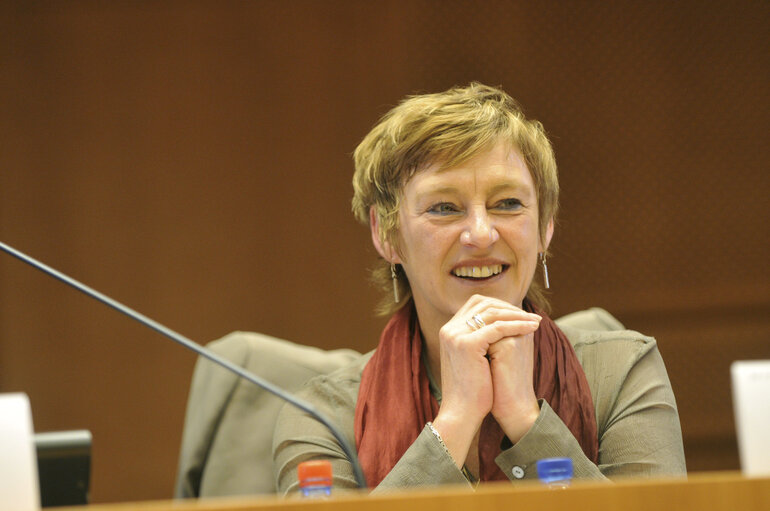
427, 202, 461, 215
494, 198, 523, 211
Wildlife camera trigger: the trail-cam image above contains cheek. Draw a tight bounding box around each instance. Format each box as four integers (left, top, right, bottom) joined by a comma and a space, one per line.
401, 222, 454, 261
502, 218, 540, 258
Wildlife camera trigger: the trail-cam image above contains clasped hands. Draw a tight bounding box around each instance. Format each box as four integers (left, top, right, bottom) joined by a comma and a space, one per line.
431, 294, 542, 468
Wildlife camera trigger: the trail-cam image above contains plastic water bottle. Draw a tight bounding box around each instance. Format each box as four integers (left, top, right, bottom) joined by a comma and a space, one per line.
536, 457, 573, 489
297, 460, 333, 498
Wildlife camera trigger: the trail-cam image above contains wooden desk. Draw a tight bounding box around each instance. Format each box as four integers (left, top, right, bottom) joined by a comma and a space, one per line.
67, 472, 769, 511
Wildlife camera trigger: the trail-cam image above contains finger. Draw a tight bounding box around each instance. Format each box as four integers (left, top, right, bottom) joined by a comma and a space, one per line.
487, 333, 534, 356
454, 294, 521, 318
453, 298, 543, 331
483, 319, 540, 341
470, 305, 542, 326
463, 294, 540, 316
449, 320, 539, 350
457, 310, 540, 340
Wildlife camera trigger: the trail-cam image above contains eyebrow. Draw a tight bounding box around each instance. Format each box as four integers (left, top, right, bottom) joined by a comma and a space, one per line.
488, 181, 527, 195
415, 186, 460, 199
415, 180, 527, 201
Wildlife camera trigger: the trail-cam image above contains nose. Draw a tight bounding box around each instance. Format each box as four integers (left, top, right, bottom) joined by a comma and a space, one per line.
460, 207, 500, 248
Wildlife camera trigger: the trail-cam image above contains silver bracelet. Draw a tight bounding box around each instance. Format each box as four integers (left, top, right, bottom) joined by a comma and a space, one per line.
427, 422, 475, 483
426, 422, 451, 457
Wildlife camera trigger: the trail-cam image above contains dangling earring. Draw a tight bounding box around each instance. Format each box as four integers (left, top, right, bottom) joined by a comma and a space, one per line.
391, 264, 400, 303
540, 253, 550, 289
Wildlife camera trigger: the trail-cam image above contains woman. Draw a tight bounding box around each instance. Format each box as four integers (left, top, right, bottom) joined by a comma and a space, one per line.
273, 83, 686, 492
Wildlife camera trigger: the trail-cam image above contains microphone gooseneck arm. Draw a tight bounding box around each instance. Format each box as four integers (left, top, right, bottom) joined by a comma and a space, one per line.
0, 241, 367, 490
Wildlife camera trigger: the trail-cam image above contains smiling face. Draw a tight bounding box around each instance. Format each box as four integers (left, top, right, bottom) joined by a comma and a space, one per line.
372, 141, 553, 338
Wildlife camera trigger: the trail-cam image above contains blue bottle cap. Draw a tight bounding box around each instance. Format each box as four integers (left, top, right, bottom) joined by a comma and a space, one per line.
536, 457, 574, 482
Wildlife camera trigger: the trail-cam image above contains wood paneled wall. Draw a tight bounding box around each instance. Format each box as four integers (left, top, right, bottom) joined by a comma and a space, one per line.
1, 0, 767, 503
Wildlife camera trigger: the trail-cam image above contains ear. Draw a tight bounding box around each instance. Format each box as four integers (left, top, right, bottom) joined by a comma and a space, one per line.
540, 217, 555, 252
369, 207, 402, 264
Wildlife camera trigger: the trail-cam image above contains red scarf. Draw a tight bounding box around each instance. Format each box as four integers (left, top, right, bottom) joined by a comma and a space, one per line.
354, 301, 598, 487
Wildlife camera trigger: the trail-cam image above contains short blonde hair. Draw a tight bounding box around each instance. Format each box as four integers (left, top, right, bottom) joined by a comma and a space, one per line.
352, 83, 559, 315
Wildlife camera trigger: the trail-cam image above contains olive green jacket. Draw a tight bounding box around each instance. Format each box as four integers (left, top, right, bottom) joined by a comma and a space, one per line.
272, 320, 686, 494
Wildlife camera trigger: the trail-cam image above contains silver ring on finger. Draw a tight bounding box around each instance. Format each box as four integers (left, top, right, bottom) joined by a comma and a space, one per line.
466, 313, 486, 331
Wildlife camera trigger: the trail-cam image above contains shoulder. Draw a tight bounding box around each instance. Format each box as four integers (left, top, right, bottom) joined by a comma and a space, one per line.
555, 310, 675, 433
308, 350, 373, 389
555, 308, 658, 372
562, 326, 662, 412
562, 325, 657, 363
282, 350, 374, 417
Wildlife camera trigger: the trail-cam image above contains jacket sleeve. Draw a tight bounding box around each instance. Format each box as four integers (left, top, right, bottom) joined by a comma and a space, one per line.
272, 370, 468, 495
494, 334, 686, 480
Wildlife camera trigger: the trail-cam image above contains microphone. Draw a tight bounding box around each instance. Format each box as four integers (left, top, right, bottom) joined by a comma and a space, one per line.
0, 241, 367, 490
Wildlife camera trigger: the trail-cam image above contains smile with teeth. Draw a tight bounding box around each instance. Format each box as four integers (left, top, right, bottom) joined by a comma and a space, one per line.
452, 264, 505, 279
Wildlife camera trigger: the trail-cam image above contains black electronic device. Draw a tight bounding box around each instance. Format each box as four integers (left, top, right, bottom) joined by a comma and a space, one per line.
35, 430, 91, 507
